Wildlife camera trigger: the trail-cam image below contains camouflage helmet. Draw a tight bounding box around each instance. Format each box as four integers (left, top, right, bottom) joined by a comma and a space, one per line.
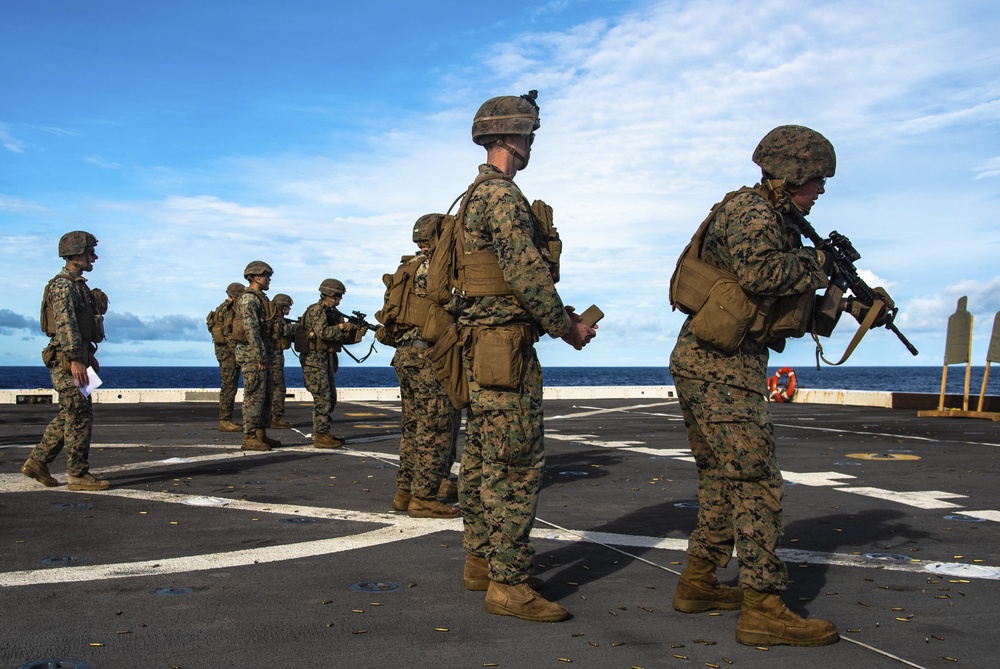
58, 231, 98, 258
319, 278, 346, 297
226, 282, 245, 299
272, 293, 293, 307
243, 260, 273, 281
472, 90, 540, 146
752, 125, 836, 186
412, 213, 444, 245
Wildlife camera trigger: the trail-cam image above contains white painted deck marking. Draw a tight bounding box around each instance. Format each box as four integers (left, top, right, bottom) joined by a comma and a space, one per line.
955, 510, 1000, 522
782, 471, 857, 486
835, 487, 968, 509
548, 402, 677, 420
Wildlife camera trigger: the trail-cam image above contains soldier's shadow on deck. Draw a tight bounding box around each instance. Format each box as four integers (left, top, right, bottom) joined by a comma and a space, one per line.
535, 497, 924, 618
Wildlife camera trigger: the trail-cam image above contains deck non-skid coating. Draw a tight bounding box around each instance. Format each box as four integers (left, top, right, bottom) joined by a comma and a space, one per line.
1, 397, 998, 669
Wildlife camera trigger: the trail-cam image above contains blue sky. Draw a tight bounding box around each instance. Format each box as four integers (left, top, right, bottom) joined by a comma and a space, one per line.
2, 0, 998, 371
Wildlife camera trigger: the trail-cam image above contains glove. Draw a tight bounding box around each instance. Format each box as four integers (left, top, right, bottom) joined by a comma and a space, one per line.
816, 242, 837, 277
846, 287, 894, 329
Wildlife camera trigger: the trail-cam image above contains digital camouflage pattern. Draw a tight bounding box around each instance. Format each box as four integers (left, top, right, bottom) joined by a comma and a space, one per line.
456, 165, 570, 335
236, 288, 274, 436
299, 301, 358, 436
752, 125, 836, 186
269, 316, 296, 420
673, 376, 787, 591
394, 346, 457, 498
669, 185, 832, 592
670, 188, 828, 391
31, 269, 99, 476
209, 298, 240, 421
460, 348, 545, 584
392, 253, 460, 498
458, 165, 571, 585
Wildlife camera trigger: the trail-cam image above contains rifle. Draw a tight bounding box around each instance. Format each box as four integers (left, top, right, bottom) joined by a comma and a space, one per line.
785, 206, 918, 356
324, 307, 380, 363
333, 308, 381, 332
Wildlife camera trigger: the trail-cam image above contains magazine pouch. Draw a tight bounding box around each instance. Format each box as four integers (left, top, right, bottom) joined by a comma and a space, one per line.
472, 326, 525, 390
687, 277, 757, 353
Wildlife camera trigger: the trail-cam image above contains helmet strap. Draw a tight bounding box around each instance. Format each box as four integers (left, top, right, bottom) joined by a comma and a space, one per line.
496, 139, 530, 169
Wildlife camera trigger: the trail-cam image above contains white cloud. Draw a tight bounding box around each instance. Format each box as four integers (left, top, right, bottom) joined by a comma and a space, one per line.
0, 124, 25, 153
84, 154, 122, 169
0, 195, 47, 213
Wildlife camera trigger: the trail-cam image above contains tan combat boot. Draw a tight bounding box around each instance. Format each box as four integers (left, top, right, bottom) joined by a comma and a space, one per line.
672, 555, 742, 613
392, 487, 411, 511
484, 581, 567, 622
270, 417, 292, 429
241, 433, 271, 451
463, 555, 545, 592
67, 472, 110, 491
256, 429, 281, 448
21, 456, 59, 487
437, 477, 458, 500
407, 496, 460, 519
736, 590, 839, 647
313, 433, 344, 449
219, 419, 242, 432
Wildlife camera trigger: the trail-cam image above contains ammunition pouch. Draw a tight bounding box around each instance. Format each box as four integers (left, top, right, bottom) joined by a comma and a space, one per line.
231, 312, 248, 344
686, 275, 758, 353
470, 325, 535, 390
427, 323, 470, 410
292, 330, 343, 354
41, 343, 58, 369
752, 293, 814, 342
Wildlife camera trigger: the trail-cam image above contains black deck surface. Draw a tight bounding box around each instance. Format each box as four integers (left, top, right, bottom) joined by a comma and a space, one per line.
1, 397, 998, 669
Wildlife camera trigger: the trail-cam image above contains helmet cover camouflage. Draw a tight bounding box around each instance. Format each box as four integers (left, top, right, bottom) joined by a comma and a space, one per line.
243, 260, 274, 281
226, 282, 245, 299
58, 231, 98, 258
472, 90, 540, 146
272, 293, 293, 307
412, 213, 444, 245
319, 278, 346, 297
752, 125, 836, 185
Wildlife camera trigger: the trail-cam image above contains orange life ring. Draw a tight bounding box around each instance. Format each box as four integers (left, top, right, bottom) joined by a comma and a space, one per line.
768, 367, 797, 402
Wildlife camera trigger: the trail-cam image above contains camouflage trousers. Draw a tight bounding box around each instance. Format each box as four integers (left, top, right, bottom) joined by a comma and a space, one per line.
674, 375, 787, 592
301, 351, 337, 435
215, 344, 239, 421
31, 364, 94, 476
459, 345, 543, 585
241, 362, 274, 436
271, 350, 287, 419
392, 346, 459, 498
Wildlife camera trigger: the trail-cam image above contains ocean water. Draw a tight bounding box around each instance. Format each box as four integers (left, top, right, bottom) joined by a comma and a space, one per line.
1, 365, 998, 395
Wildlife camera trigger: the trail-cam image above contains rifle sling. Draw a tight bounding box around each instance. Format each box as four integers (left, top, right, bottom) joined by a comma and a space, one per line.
812, 299, 884, 367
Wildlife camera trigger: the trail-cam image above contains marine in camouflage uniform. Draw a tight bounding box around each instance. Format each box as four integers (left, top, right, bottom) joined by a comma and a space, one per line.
457, 91, 594, 622
299, 279, 363, 448
269, 293, 296, 429
207, 282, 244, 432
235, 261, 281, 451
22, 231, 110, 491
667, 125, 885, 647
379, 214, 462, 519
